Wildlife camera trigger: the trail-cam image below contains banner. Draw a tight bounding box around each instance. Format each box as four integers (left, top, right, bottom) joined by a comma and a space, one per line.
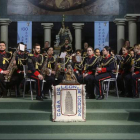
94, 21, 109, 51
52, 85, 86, 122
17, 21, 32, 50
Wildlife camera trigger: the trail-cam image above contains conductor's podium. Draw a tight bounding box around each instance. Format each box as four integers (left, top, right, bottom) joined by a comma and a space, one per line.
52, 84, 86, 122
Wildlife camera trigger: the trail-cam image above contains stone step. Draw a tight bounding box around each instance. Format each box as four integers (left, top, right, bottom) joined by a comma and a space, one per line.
0, 133, 140, 140
0, 109, 140, 121
0, 120, 140, 133
0, 97, 140, 109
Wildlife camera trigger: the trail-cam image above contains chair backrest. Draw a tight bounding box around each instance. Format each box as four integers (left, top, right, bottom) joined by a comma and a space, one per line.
23, 65, 28, 78
116, 65, 119, 79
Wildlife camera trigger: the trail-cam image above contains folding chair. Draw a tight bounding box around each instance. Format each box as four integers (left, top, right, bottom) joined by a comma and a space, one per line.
102, 65, 119, 99
23, 65, 36, 100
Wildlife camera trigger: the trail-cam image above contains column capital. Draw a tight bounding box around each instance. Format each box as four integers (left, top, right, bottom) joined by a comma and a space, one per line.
41, 23, 54, 29
72, 23, 84, 29
114, 18, 126, 26
125, 14, 140, 21
0, 18, 11, 26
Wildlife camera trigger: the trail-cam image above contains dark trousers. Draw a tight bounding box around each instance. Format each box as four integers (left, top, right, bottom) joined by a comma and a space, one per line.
0, 74, 7, 95
28, 74, 43, 97
78, 74, 95, 97
0, 73, 19, 96
54, 74, 64, 85
132, 73, 140, 96
44, 74, 55, 93
118, 72, 132, 96
94, 73, 112, 97
124, 73, 132, 96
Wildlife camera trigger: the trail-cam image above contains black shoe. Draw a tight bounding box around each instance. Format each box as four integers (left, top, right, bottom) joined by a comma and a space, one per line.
126, 94, 133, 98
36, 96, 43, 101
0, 95, 7, 98
42, 96, 48, 99
96, 95, 100, 100
133, 94, 139, 98
86, 94, 90, 99
96, 95, 104, 100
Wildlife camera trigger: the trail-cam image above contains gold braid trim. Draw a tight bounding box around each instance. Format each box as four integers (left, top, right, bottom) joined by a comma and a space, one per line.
102, 57, 115, 67
45, 56, 55, 63
74, 64, 83, 70
124, 54, 131, 64
135, 66, 140, 68
35, 54, 44, 69
135, 57, 140, 62
40, 54, 44, 65
86, 56, 98, 67
66, 46, 72, 52
65, 57, 70, 65
6, 51, 13, 60
18, 57, 28, 66
3, 58, 9, 64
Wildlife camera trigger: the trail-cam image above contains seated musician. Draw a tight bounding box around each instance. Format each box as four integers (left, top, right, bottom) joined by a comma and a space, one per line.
15, 43, 28, 95
27, 43, 44, 100
60, 39, 72, 56
117, 46, 132, 97
43, 47, 56, 95
72, 49, 83, 80
95, 46, 116, 100
0, 41, 16, 97
78, 47, 99, 99
132, 44, 140, 98
82, 42, 88, 57
94, 48, 101, 57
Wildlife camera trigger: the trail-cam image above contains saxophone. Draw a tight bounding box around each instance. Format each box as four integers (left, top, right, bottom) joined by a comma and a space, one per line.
40, 56, 50, 78
4, 49, 18, 82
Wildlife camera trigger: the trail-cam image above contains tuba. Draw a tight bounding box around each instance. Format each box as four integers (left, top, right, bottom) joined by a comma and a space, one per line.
4, 48, 18, 82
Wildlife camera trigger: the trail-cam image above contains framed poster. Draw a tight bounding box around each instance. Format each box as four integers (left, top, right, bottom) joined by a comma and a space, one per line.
52, 84, 86, 122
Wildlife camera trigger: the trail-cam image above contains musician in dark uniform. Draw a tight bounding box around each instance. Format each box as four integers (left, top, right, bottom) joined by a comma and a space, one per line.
118, 46, 132, 97
94, 48, 101, 57
0, 41, 13, 97
78, 47, 99, 99
132, 45, 140, 98
72, 49, 83, 80
15, 43, 28, 95
42, 41, 50, 56
60, 39, 72, 55
82, 42, 88, 57
27, 43, 44, 100
43, 47, 56, 95
95, 46, 116, 100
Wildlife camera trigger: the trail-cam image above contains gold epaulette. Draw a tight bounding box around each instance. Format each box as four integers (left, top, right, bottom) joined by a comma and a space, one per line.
102, 57, 115, 67
86, 56, 99, 67
6, 51, 12, 60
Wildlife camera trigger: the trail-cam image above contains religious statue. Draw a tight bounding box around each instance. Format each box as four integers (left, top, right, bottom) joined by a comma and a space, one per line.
54, 15, 72, 48
62, 65, 79, 84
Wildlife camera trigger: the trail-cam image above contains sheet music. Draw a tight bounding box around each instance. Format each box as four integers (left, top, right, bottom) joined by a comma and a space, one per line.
19, 44, 25, 51
60, 52, 67, 58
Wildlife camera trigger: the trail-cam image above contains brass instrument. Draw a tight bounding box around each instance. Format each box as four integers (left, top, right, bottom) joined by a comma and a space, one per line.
131, 56, 135, 74
4, 48, 18, 82
54, 57, 65, 80
40, 56, 49, 78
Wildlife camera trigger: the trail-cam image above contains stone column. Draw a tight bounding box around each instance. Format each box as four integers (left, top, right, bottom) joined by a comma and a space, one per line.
125, 14, 140, 47
41, 23, 53, 46
114, 18, 126, 53
73, 23, 84, 50
0, 18, 11, 49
